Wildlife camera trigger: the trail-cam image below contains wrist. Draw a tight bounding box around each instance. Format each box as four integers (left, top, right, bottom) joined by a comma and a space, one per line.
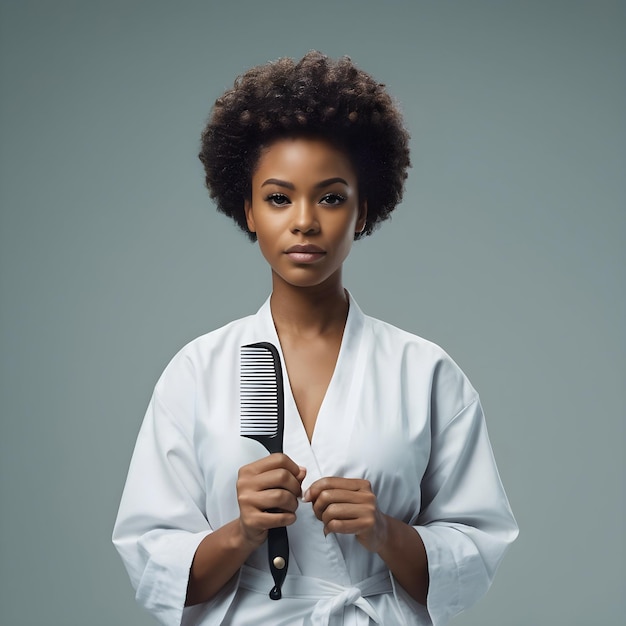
235, 518, 266, 553
373, 513, 391, 554
375, 514, 404, 559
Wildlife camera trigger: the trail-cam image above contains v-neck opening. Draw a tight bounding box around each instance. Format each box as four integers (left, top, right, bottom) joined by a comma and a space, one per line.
263, 292, 363, 451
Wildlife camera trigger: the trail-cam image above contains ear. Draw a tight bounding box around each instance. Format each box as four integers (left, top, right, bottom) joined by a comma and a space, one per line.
244, 198, 256, 233
355, 199, 368, 234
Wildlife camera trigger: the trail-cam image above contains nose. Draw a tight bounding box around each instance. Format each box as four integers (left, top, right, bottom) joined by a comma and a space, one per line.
291, 200, 319, 235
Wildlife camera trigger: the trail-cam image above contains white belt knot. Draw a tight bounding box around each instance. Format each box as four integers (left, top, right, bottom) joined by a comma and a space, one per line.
307, 584, 382, 625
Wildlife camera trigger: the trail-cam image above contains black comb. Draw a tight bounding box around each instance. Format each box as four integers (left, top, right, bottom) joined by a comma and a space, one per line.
240, 341, 288, 600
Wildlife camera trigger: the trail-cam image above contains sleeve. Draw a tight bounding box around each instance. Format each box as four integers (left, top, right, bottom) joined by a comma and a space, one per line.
112, 385, 217, 626
414, 396, 519, 626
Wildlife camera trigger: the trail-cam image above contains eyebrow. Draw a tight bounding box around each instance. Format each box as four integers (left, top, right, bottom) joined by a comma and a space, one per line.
260, 177, 349, 190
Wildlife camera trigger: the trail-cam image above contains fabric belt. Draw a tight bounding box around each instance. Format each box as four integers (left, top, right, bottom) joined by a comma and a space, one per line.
239, 565, 392, 625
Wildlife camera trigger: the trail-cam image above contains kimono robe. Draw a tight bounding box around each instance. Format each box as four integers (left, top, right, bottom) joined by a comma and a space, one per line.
113, 293, 518, 626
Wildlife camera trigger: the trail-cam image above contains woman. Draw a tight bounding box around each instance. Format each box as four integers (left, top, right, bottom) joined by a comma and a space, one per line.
113, 52, 518, 626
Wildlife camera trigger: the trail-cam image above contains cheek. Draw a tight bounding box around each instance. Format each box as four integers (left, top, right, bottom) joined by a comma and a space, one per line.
255, 232, 273, 259
333, 214, 359, 248
254, 221, 284, 263
338, 237, 355, 262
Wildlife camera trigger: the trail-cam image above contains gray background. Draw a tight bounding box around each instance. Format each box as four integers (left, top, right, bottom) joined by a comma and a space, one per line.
1, 1, 623, 624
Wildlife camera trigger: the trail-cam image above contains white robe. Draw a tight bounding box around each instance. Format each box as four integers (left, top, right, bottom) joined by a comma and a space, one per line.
113, 293, 518, 625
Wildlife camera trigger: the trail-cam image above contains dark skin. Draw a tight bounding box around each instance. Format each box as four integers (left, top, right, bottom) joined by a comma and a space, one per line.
186, 138, 429, 607
186, 453, 306, 606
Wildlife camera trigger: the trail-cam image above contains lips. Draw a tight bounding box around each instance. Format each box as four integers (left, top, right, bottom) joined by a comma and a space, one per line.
286, 244, 325, 254
285, 244, 326, 264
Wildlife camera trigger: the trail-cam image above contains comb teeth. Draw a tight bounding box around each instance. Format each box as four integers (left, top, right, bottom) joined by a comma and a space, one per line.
240, 345, 279, 437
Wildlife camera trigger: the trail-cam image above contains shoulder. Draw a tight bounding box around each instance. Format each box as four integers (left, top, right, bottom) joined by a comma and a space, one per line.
175, 313, 256, 363
152, 312, 256, 401
363, 311, 457, 369
363, 311, 479, 418
350, 295, 449, 363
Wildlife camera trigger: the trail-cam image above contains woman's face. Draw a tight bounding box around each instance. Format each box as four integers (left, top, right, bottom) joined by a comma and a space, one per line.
245, 137, 367, 291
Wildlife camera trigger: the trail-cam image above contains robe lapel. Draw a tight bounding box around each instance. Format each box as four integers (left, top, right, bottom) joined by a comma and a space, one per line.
308, 293, 367, 472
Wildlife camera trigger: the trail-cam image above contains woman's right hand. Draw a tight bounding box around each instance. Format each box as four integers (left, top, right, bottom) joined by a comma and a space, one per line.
236, 453, 306, 548
187, 455, 306, 606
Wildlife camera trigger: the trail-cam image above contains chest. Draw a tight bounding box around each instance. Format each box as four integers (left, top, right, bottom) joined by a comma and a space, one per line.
280, 335, 342, 443
195, 347, 433, 527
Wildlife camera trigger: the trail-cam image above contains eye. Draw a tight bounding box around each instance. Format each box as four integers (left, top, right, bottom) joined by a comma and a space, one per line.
265, 193, 291, 207
320, 193, 346, 206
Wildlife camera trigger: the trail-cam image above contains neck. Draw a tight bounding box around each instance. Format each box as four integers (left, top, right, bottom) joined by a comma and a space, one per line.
269, 274, 349, 338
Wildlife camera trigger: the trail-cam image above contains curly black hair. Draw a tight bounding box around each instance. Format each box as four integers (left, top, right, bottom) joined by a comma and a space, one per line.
199, 51, 411, 241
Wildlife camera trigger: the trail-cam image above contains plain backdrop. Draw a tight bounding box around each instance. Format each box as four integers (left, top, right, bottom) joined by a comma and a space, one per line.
1, 1, 624, 625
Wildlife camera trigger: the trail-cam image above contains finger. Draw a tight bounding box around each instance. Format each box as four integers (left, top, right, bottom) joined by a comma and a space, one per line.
325, 511, 390, 553
319, 501, 377, 527
242, 508, 298, 531
238, 467, 305, 500
261, 487, 302, 513
324, 517, 369, 536
257, 453, 304, 478
253, 467, 305, 495
310, 488, 377, 520
239, 456, 306, 491
239, 453, 301, 476
239, 486, 301, 515
305, 477, 372, 502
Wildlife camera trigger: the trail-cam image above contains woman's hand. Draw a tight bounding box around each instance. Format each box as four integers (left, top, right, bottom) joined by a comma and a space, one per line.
187, 455, 305, 606
303, 477, 389, 553
236, 453, 307, 549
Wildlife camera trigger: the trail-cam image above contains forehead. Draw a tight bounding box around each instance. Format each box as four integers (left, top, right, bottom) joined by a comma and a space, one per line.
252, 136, 357, 182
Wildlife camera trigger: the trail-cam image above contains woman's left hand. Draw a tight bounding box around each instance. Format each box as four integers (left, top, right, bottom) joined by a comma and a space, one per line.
303, 477, 389, 553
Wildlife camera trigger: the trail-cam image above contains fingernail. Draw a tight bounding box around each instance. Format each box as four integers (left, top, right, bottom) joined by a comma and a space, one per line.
302, 489, 311, 502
